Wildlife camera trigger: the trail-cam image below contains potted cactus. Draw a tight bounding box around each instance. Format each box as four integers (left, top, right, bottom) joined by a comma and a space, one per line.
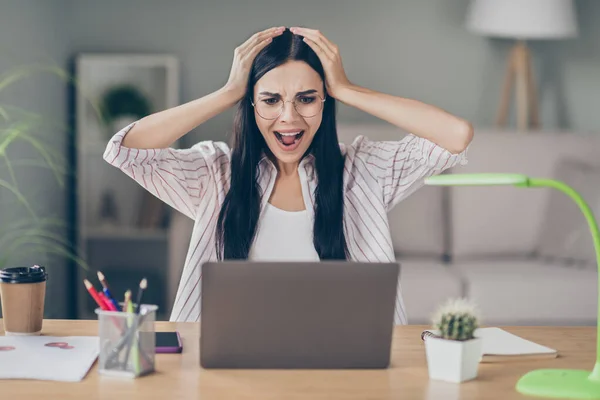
424, 298, 482, 383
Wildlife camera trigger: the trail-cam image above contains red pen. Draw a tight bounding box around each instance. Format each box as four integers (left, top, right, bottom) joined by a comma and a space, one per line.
83, 279, 108, 311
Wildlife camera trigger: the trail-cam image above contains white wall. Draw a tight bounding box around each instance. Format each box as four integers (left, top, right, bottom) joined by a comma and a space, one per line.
0, 0, 71, 318
1, 0, 598, 318
67, 0, 600, 146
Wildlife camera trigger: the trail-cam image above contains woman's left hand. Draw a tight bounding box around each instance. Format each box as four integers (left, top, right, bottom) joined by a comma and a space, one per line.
290, 27, 352, 99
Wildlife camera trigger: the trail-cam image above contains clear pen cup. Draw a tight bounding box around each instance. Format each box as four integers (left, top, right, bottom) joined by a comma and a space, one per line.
95, 304, 158, 378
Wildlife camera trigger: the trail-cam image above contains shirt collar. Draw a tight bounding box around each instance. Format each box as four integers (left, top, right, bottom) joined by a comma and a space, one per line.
258, 152, 316, 180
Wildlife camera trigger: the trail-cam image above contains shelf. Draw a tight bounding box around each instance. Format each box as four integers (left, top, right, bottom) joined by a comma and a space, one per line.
75, 53, 180, 320
84, 227, 168, 240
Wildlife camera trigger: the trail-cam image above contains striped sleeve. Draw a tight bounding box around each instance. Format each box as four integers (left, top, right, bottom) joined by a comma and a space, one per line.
103, 121, 229, 221
351, 134, 468, 211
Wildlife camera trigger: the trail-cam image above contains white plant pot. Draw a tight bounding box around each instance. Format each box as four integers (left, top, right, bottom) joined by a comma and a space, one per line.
425, 336, 482, 383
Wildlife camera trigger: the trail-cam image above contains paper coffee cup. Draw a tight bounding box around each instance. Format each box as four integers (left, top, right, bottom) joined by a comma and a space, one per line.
0, 265, 47, 336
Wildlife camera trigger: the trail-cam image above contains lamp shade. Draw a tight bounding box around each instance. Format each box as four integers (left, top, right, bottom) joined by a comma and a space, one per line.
424, 173, 529, 186
466, 0, 579, 39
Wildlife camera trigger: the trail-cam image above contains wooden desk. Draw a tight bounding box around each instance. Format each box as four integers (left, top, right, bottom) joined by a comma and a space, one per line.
0, 320, 596, 399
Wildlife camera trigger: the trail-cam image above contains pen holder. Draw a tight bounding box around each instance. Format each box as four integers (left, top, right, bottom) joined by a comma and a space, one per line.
95, 304, 158, 378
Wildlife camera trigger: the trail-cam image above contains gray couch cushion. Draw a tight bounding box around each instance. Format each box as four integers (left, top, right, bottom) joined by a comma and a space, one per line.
397, 258, 464, 324
389, 186, 447, 257
537, 158, 600, 268
454, 259, 597, 325
449, 131, 600, 259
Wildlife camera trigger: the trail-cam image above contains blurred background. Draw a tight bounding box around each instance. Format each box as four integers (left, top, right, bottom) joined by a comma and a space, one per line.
0, 0, 598, 324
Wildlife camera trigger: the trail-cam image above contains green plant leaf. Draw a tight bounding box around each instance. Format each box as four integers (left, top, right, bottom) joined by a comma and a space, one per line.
0, 158, 69, 176
2, 146, 17, 187
0, 217, 70, 248
0, 62, 103, 274
0, 125, 21, 155
0, 178, 37, 219
0, 63, 71, 93
0, 235, 89, 271
9, 129, 65, 187
0, 106, 9, 122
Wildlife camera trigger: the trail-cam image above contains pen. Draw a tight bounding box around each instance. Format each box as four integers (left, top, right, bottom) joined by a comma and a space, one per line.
134, 278, 147, 314
84, 279, 108, 311
97, 271, 121, 311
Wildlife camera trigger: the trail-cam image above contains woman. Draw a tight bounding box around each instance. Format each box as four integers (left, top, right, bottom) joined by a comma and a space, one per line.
104, 26, 473, 324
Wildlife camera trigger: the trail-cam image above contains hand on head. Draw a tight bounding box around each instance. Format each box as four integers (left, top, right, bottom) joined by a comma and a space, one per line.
225, 26, 286, 101
289, 27, 351, 99
226, 26, 351, 101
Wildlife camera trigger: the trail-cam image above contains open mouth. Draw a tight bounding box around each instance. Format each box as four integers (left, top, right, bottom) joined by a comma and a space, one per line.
273, 130, 305, 150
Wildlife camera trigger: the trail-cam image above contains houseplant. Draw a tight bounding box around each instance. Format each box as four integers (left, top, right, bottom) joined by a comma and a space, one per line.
0, 63, 90, 275
424, 298, 482, 383
99, 84, 151, 136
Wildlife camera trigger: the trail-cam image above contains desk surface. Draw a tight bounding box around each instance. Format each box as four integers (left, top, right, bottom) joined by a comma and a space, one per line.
0, 320, 596, 399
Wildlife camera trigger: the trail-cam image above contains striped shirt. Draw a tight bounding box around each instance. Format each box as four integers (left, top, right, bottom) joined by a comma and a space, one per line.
103, 121, 468, 324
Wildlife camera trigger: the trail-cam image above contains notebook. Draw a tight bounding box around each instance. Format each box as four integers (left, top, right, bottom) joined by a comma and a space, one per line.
0, 336, 99, 382
421, 327, 557, 363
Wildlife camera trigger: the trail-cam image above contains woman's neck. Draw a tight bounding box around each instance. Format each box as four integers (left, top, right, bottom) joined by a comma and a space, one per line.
269, 164, 305, 212
277, 161, 299, 177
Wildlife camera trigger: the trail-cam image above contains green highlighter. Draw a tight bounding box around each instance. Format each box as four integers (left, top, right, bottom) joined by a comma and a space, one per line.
126, 298, 140, 374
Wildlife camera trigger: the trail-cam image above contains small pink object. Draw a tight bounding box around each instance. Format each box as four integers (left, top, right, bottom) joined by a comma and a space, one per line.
45, 342, 68, 347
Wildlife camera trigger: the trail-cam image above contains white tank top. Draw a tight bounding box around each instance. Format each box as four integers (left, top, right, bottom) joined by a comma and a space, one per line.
248, 203, 320, 261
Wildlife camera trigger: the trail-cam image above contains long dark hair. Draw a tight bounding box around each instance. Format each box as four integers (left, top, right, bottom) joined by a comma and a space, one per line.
216, 29, 348, 260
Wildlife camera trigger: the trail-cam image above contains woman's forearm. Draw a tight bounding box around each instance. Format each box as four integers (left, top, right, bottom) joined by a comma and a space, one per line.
335, 84, 473, 154
121, 85, 242, 149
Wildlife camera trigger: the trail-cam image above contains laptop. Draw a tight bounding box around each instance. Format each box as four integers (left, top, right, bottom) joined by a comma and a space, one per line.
199, 261, 399, 369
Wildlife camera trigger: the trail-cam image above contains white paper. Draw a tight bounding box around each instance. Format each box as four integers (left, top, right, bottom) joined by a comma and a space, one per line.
476, 327, 557, 356
424, 327, 556, 356
0, 336, 99, 382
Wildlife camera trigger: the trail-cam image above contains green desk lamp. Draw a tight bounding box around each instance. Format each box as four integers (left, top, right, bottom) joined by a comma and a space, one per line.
424, 173, 600, 399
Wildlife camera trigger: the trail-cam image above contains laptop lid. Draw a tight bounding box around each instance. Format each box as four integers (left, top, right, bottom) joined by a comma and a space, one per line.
200, 261, 399, 369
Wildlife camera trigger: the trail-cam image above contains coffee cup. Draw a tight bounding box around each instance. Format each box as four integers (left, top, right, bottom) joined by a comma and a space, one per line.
0, 265, 47, 335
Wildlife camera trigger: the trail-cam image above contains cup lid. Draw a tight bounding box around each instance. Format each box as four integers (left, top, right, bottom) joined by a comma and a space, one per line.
0, 265, 47, 283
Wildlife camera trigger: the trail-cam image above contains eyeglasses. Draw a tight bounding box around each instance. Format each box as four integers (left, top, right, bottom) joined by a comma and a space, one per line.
251, 94, 326, 120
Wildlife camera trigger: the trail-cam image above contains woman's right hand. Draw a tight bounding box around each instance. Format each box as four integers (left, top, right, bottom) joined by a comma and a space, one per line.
118, 27, 285, 150
225, 26, 286, 101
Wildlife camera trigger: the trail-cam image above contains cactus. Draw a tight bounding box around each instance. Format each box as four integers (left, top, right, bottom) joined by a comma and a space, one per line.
432, 298, 480, 341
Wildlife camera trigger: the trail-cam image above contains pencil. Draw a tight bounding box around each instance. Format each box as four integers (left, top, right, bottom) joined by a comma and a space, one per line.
122, 293, 138, 371
97, 271, 110, 290
97, 271, 121, 311
98, 291, 118, 312
83, 279, 107, 311
123, 289, 132, 312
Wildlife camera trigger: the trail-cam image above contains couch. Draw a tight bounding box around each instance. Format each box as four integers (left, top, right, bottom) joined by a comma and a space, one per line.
167, 124, 600, 326
337, 123, 600, 326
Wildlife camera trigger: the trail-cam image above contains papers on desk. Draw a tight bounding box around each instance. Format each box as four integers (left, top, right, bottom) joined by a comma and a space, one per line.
0, 336, 99, 382
422, 327, 558, 362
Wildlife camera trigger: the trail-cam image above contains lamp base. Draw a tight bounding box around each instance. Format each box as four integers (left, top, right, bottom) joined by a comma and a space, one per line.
496, 40, 540, 131
516, 369, 600, 399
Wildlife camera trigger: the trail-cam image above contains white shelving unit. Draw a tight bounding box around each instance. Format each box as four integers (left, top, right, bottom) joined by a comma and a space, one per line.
75, 53, 179, 320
